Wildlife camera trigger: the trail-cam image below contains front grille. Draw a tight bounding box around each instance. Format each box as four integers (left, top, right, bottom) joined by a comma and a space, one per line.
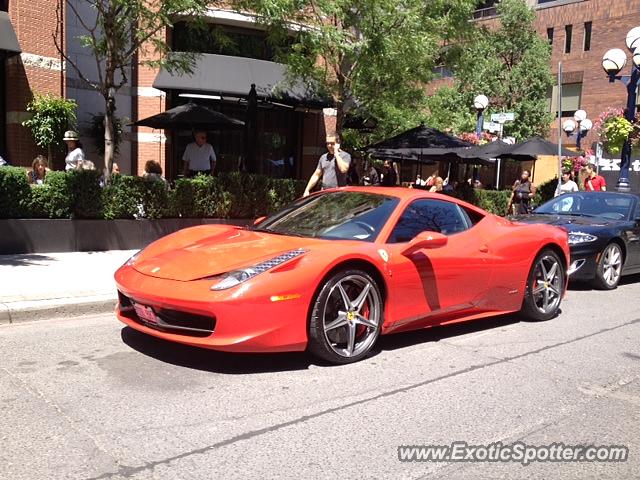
118, 291, 215, 338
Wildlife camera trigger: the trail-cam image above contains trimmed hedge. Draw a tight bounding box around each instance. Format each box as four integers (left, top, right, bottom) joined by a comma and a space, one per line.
448, 184, 512, 216
0, 168, 305, 219
1, 166, 557, 220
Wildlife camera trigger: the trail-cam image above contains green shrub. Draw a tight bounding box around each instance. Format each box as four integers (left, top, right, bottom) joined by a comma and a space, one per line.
169, 175, 231, 218
533, 177, 558, 207
67, 170, 103, 218
102, 175, 170, 219
0, 167, 30, 218
449, 185, 512, 216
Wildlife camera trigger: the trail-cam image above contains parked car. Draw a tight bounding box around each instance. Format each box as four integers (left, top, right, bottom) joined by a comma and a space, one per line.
512, 191, 640, 290
115, 187, 569, 364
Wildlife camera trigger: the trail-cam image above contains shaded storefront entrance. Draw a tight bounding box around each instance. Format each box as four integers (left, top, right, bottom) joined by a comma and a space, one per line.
152, 52, 328, 180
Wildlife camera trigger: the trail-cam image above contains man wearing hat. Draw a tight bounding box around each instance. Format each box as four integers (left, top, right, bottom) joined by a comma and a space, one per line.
63, 130, 86, 171
303, 134, 351, 196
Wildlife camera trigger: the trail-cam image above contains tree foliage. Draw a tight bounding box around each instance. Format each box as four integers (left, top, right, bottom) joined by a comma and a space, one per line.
54, 0, 213, 174
425, 0, 554, 141
244, 0, 479, 147
22, 93, 77, 154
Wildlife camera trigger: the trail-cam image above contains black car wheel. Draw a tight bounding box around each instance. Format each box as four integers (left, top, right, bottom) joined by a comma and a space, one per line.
593, 242, 623, 290
521, 249, 565, 321
308, 269, 383, 364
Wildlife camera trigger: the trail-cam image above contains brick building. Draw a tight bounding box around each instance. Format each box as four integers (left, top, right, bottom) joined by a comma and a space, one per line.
2, 2, 332, 180
474, 0, 640, 187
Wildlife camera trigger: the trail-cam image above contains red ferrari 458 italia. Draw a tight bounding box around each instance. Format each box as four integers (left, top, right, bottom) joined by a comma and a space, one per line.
115, 187, 569, 364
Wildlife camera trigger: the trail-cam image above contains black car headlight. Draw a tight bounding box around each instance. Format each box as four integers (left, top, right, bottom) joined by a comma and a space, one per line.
210, 249, 306, 291
568, 232, 598, 245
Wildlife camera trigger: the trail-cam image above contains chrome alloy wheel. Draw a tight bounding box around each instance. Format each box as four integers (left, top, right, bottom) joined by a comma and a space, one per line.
600, 243, 622, 288
530, 254, 563, 315
321, 274, 382, 358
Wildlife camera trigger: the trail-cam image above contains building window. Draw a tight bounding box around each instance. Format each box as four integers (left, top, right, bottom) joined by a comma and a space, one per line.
565, 25, 572, 53
584, 22, 592, 51
548, 83, 582, 117
172, 22, 292, 62
547, 27, 554, 44
0, 0, 8, 12
473, 0, 498, 20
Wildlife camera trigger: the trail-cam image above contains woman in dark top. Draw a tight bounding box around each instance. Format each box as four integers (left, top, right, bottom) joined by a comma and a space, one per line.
507, 170, 536, 215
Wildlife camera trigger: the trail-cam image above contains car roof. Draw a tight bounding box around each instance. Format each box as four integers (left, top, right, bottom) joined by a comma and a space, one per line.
321, 186, 446, 200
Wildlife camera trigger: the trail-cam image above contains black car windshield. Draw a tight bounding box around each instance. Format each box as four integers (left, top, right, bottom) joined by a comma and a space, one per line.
534, 192, 634, 220
254, 191, 400, 241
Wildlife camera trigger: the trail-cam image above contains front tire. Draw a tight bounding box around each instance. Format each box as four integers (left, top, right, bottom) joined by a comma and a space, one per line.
308, 269, 383, 364
593, 242, 623, 290
521, 249, 565, 321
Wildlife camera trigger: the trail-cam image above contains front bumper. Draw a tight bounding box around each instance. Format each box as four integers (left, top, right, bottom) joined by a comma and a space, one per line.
114, 265, 310, 353
567, 244, 600, 281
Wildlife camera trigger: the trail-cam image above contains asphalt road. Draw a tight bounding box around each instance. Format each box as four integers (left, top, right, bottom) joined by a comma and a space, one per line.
2, 278, 640, 480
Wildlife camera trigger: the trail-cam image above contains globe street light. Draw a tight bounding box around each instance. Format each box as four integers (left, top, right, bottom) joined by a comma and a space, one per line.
602, 27, 640, 192
562, 110, 592, 151
473, 95, 489, 182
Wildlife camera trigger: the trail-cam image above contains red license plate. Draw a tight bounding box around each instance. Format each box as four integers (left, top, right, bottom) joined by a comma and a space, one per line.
134, 303, 158, 324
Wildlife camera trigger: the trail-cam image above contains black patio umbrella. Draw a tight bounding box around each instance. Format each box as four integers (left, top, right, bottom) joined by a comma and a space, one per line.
130, 102, 244, 129
502, 136, 575, 160
458, 139, 521, 160
366, 124, 493, 165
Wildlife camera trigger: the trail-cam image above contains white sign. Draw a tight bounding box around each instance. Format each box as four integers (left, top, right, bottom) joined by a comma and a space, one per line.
491, 112, 515, 123
483, 121, 501, 133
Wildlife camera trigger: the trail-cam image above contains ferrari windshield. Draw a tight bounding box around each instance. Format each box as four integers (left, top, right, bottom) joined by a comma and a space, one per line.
534, 192, 634, 220
255, 191, 400, 241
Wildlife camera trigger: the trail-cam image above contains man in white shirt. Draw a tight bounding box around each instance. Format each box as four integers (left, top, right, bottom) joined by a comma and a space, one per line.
182, 130, 217, 177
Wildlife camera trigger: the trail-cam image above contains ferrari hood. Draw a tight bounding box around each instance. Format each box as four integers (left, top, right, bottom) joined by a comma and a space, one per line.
133, 226, 320, 281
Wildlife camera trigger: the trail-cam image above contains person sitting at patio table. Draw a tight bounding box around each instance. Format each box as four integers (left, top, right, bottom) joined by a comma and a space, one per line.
27, 155, 49, 185
182, 130, 216, 177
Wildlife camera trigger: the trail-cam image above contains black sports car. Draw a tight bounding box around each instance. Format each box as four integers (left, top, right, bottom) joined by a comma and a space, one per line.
513, 191, 640, 289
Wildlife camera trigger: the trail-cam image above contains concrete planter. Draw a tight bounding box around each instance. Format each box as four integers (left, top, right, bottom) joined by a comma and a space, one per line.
0, 218, 253, 254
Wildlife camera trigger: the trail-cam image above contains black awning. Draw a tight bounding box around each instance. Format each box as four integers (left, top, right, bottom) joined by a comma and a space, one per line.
0, 12, 20, 57
153, 53, 329, 109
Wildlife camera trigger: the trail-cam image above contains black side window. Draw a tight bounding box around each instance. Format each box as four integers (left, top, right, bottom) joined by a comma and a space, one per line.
388, 199, 470, 243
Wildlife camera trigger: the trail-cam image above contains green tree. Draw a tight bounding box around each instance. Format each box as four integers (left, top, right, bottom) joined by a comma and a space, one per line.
54, 0, 214, 176
22, 93, 78, 166
244, 0, 479, 147
426, 0, 554, 140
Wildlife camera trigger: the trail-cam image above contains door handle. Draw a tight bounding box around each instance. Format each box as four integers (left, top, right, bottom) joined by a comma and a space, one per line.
479, 245, 489, 253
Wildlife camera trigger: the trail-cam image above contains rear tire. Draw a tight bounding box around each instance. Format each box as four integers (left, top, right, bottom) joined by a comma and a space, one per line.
521, 249, 565, 321
592, 242, 623, 290
308, 269, 383, 364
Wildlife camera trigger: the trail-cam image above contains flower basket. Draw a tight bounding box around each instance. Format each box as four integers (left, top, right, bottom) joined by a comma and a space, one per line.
594, 108, 633, 154
458, 131, 496, 145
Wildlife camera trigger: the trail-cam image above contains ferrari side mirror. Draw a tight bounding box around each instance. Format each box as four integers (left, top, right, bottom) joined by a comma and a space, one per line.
402, 231, 448, 256
253, 216, 267, 225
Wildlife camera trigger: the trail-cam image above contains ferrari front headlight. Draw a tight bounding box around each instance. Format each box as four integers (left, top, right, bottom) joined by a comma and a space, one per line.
568, 232, 598, 245
124, 250, 142, 266
210, 249, 306, 291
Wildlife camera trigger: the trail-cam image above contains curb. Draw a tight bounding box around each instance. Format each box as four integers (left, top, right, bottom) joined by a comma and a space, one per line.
0, 294, 117, 325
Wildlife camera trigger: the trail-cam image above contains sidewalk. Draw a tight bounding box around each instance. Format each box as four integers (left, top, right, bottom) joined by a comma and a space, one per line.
0, 250, 137, 324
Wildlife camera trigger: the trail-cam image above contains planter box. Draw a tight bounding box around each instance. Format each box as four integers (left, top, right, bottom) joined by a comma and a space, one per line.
0, 218, 253, 254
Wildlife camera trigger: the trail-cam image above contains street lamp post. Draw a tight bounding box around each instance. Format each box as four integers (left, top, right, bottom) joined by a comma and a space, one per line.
601, 27, 640, 192
474, 94, 489, 137
562, 109, 592, 151
473, 95, 489, 182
